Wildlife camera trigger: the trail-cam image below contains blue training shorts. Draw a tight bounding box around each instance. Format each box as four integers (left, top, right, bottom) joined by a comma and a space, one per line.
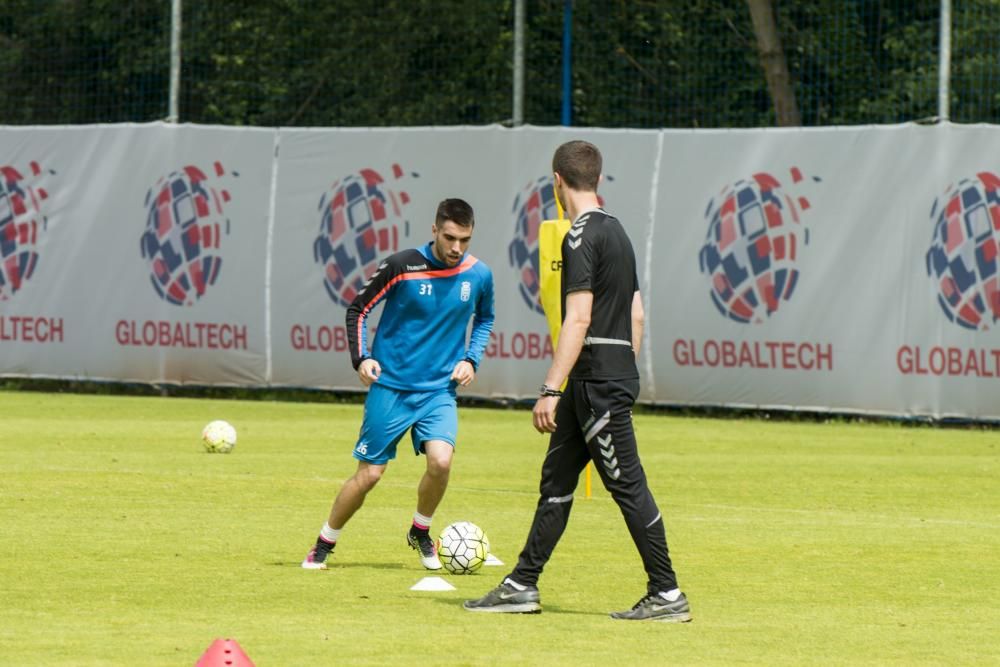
353, 383, 457, 464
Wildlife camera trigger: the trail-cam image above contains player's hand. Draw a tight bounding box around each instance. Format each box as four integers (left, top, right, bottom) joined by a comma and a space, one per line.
532, 395, 559, 433
358, 358, 381, 386
451, 360, 476, 387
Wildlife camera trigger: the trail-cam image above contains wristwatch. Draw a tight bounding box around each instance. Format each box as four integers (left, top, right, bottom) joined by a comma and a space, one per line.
539, 384, 563, 397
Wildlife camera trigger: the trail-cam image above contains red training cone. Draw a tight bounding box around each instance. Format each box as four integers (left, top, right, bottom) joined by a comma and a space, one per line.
195, 638, 255, 667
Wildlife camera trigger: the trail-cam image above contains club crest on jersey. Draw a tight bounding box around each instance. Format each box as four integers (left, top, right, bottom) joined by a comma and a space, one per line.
460, 281, 471, 302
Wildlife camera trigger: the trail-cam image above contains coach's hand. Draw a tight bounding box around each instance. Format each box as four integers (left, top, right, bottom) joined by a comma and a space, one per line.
358, 358, 381, 386
451, 360, 476, 387
532, 395, 559, 433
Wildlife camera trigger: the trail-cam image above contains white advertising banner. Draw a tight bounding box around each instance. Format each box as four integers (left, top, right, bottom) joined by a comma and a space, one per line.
268, 126, 662, 397
0, 124, 274, 384
650, 124, 1000, 419
3, 121, 1000, 420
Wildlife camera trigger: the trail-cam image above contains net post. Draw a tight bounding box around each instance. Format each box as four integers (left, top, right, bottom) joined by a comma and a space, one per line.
167, 0, 182, 123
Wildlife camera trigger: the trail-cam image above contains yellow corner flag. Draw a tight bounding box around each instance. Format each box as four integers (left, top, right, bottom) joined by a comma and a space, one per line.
537, 197, 592, 498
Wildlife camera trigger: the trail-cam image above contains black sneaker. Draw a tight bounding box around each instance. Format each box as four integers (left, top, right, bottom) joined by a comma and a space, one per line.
301, 538, 335, 570
407, 528, 442, 570
463, 579, 541, 613
610, 591, 691, 622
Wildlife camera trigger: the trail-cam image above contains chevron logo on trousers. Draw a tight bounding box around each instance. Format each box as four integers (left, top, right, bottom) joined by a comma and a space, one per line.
597, 434, 620, 480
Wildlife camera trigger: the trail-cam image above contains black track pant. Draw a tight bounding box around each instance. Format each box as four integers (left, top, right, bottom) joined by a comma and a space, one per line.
509, 378, 678, 594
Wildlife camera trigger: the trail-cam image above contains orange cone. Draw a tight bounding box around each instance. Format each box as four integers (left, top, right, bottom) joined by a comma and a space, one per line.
195, 638, 255, 666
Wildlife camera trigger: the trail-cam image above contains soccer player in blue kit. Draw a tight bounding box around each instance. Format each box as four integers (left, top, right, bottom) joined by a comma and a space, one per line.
302, 198, 495, 571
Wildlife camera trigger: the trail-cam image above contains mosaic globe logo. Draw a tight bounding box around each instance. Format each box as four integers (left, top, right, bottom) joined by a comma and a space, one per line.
0, 161, 54, 301
313, 164, 415, 308
508, 176, 559, 315
925, 172, 1000, 330
699, 168, 817, 324
508, 176, 611, 314
140, 162, 237, 306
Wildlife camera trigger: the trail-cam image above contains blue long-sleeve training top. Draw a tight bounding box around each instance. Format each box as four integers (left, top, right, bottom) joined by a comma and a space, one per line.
345, 242, 495, 392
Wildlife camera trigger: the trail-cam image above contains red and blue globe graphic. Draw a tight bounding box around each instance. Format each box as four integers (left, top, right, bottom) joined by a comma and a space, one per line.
0, 161, 52, 301
925, 172, 1000, 330
699, 169, 815, 324
313, 164, 414, 308
508, 175, 611, 314
508, 176, 560, 315
140, 163, 236, 306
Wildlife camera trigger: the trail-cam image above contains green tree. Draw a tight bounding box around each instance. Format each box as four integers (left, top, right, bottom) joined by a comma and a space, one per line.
0, 0, 168, 124
180, 1, 513, 126
3, 1, 1000, 129
748, 0, 800, 126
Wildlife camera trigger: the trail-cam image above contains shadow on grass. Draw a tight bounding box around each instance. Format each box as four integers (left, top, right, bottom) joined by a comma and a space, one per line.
268, 560, 406, 571
424, 595, 608, 618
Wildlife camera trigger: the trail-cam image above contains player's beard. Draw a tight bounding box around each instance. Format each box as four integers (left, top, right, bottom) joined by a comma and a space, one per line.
433, 240, 462, 267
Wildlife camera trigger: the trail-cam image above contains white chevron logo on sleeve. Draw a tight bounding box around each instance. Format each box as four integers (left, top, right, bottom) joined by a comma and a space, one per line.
567, 238, 582, 250
568, 227, 583, 238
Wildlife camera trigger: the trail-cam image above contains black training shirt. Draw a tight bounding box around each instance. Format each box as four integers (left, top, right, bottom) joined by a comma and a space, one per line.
561, 208, 640, 381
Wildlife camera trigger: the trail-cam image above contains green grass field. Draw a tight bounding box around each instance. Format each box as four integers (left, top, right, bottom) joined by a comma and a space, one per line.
1, 390, 998, 666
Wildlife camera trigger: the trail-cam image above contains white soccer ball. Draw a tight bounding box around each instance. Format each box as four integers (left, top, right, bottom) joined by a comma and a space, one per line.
438, 521, 489, 575
201, 420, 237, 454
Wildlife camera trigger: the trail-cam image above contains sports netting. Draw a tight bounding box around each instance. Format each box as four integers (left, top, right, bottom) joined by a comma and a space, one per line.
1, 0, 998, 128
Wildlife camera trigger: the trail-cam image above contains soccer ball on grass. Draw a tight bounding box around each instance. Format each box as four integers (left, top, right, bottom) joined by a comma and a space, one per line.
438, 521, 489, 574
201, 420, 237, 454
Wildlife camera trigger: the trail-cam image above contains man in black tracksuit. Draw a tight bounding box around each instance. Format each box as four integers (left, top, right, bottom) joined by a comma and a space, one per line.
465, 140, 690, 622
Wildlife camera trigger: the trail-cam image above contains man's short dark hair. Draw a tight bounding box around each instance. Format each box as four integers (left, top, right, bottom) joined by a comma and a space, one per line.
552, 140, 602, 192
435, 198, 475, 228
